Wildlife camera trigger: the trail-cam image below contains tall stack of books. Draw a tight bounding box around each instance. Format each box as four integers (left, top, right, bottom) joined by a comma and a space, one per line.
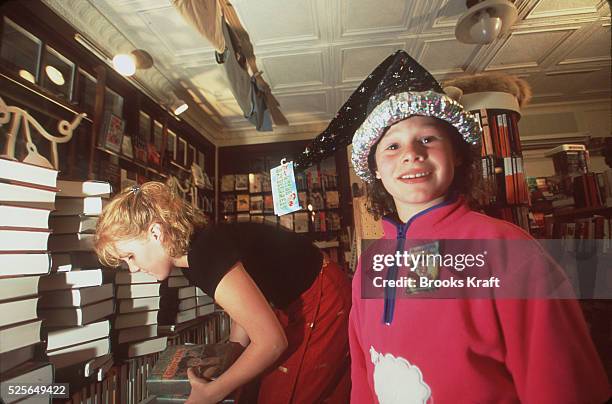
114, 269, 167, 360
41, 180, 115, 388
158, 268, 215, 329
0, 158, 58, 404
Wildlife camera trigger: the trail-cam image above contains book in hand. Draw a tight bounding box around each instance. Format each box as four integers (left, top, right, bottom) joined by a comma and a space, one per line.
147, 342, 244, 397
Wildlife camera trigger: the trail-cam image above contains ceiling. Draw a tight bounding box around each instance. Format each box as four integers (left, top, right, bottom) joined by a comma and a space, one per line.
42, 0, 610, 146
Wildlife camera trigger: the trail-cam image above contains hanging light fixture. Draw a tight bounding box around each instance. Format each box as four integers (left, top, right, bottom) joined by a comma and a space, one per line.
168, 91, 188, 116
112, 49, 154, 77
171, 99, 189, 115
455, 0, 518, 44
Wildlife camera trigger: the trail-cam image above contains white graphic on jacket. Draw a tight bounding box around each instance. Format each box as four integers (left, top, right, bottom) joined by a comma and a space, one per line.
370, 346, 432, 404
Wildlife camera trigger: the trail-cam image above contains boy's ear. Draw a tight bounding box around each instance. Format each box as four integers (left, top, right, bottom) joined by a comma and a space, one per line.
149, 223, 163, 242
375, 170, 381, 179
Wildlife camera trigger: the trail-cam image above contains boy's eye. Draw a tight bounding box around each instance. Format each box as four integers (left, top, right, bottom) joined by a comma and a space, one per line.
420, 136, 436, 144
385, 143, 399, 150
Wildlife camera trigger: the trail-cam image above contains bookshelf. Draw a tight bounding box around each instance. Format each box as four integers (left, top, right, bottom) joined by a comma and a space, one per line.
474, 106, 530, 231
218, 141, 354, 270
57, 311, 230, 404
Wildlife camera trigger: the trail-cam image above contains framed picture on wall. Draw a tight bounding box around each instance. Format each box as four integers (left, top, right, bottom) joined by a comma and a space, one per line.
167, 130, 177, 161
99, 111, 124, 153
178, 137, 187, 166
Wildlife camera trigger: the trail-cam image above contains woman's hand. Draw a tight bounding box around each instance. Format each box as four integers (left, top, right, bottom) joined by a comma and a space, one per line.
185, 367, 219, 404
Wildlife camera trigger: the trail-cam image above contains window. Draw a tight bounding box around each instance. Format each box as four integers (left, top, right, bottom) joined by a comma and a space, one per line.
76, 69, 96, 115
198, 150, 205, 168
0, 17, 42, 83
41, 45, 75, 100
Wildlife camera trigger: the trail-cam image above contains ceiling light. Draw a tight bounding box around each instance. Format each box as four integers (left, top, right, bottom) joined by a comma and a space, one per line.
18, 69, 35, 83
45, 65, 65, 85
171, 99, 188, 115
112, 54, 136, 76
112, 49, 154, 77
456, 0, 518, 44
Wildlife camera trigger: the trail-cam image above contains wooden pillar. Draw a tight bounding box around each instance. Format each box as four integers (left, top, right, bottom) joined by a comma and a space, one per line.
89, 65, 106, 179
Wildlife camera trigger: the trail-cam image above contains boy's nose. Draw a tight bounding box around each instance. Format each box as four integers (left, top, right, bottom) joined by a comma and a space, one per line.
401, 144, 425, 163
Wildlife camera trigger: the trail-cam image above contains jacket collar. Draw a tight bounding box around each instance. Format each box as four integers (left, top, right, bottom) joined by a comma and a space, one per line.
381, 192, 467, 239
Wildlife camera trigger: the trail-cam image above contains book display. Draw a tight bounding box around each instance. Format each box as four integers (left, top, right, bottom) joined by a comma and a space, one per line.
219, 154, 352, 267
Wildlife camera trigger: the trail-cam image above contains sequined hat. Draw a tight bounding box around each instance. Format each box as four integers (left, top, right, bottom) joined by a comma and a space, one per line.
348, 50, 481, 183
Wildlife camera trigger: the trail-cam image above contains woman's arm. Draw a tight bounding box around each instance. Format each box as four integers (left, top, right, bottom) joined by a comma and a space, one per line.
229, 319, 250, 347
187, 261, 288, 403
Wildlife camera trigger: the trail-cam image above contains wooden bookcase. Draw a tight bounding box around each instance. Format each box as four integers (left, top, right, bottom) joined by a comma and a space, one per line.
0, 2, 216, 219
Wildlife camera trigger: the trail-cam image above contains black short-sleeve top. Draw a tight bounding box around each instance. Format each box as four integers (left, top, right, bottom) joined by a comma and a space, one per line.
184, 222, 322, 309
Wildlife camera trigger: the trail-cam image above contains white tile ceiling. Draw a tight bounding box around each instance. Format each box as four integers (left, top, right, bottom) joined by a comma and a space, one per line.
43, 0, 610, 145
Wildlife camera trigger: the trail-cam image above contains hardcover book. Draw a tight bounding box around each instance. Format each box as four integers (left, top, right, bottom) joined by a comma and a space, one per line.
147, 343, 244, 397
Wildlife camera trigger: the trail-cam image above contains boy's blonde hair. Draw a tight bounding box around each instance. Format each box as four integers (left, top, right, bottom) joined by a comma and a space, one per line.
94, 181, 207, 267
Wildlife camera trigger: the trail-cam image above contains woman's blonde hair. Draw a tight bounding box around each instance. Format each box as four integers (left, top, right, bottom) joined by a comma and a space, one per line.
94, 181, 207, 267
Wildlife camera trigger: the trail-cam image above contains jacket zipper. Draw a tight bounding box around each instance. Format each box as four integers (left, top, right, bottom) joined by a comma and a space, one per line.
382, 195, 458, 325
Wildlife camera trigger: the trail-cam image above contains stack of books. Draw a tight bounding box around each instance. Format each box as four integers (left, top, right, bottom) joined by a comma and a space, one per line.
114, 269, 167, 360
42, 180, 115, 386
0, 158, 58, 403
158, 269, 215, 329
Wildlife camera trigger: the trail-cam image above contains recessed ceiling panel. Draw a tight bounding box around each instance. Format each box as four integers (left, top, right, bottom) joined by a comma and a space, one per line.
139, 7, 213, 56
528, 0, 598, 18
342, 0, 408, 34
419, 38, 477, 73
487, 30, 571, 70
189, 65, 233, 100
274, 92, 329, 118
340, 44, 404, 83
260, 52, 325, 89
561, 26, 611, 63
232, 0, 319, 45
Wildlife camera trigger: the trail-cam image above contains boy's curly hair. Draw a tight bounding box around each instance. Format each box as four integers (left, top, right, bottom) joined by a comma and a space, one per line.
365, 116, 484, 220
94, 181, 207, 267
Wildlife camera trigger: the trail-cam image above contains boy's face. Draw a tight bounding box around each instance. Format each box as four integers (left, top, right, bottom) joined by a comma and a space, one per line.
374, 116, 460, 210
114, 223, 173, 281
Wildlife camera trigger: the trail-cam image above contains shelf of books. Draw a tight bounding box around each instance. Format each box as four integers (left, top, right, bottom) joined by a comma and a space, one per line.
220, 156, 346, 264
474, 108, 530, 230
0, 158, 229, 404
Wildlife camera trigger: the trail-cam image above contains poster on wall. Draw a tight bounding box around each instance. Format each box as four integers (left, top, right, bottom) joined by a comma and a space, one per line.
100, 112, 124, 153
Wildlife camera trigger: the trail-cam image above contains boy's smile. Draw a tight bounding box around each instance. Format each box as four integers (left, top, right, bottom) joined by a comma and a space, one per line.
374, 116, 460, 221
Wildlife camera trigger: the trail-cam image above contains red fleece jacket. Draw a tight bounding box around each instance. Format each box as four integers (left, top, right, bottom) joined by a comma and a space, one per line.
349, 195, 610, 404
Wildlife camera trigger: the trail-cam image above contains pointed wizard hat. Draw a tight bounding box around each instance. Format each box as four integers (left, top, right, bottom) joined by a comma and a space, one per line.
294, 50, 481, 181
350, 50, 481, 182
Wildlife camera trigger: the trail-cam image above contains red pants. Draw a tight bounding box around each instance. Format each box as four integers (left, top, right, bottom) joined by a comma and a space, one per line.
257, 262, 351, 404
